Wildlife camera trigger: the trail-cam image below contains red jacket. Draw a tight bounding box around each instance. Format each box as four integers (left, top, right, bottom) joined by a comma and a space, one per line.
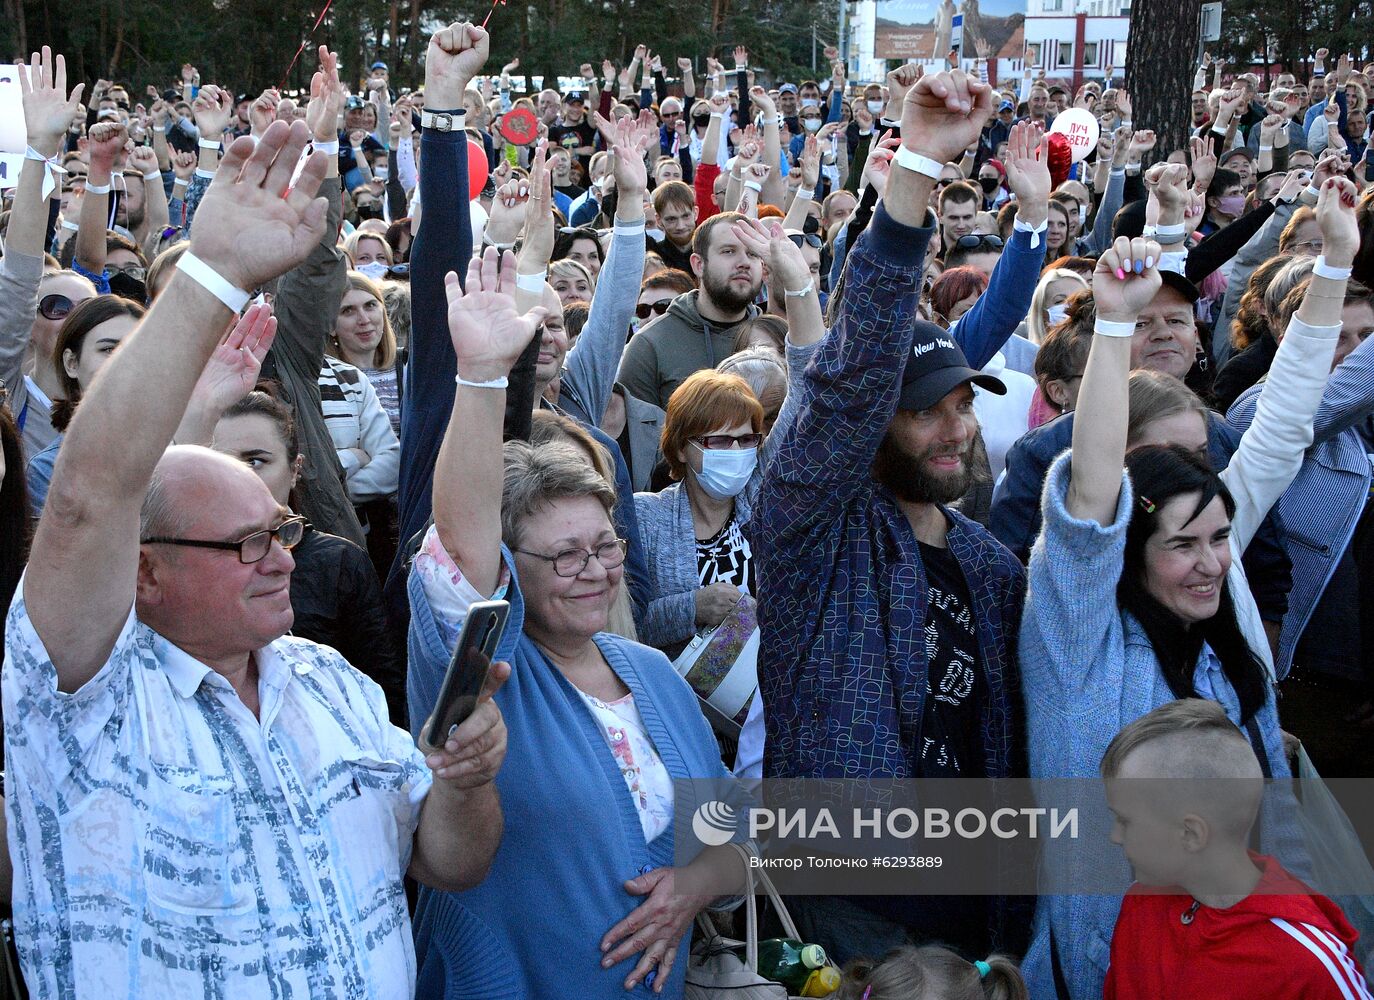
1105, 853, 1370, 999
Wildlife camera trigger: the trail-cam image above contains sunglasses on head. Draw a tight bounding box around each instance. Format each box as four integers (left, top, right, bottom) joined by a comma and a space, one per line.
787, 233, 823, 249
635, 300, 672, 320
954, 234, 1004, 251
39, 293, 75, 321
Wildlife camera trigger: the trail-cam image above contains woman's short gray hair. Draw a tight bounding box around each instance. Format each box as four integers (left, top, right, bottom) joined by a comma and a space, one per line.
717, 347, 786, 401
501, 440, 617, 548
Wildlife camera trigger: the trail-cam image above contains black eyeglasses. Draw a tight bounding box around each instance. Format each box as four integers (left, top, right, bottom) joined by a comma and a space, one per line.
141, 515, 306, 564
39, 293, 75, 321
514, 538, 628, 577
693, 432, 763, 450
954, 234, 1004, 251
787, 233, 823, 249
104, 263, 147, 281
635, 300, 672, 319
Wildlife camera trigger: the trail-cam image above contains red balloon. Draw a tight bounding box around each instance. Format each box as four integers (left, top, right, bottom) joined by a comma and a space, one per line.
467, 138, 489, 200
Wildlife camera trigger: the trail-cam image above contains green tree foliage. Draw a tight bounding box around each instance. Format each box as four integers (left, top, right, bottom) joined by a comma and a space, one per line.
0, 0, 836, 98
1214, 0, 1371, 81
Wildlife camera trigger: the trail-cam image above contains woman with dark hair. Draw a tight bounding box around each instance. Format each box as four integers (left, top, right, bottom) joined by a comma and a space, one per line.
552, 225, 606, 282
1018, 178, 1358, 998
27, 295, 146, 511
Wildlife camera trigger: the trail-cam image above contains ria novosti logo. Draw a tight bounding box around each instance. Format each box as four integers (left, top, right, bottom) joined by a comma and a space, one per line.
691, 800, 739, 847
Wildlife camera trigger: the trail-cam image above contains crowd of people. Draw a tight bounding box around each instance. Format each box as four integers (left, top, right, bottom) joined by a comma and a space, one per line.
2, 18, 1374, 1000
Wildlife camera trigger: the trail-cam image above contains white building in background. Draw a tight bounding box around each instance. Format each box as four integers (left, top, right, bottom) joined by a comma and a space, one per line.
845, 0, 1129, 91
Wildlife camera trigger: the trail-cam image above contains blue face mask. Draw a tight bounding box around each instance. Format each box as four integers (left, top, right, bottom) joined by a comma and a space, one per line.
692, 444, 758, 499
357, 261, 389, 281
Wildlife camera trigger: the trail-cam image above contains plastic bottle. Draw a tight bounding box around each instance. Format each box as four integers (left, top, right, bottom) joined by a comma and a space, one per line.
757, 938, 828, 993
799, 965, 841, 996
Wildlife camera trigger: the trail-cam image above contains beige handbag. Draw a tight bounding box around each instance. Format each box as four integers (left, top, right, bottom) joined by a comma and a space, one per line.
685, 844, 837, 999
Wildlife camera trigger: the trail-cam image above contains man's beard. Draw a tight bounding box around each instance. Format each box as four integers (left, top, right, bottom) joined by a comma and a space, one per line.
118, 203, 145, 231
873, 431, 974, 505
703, 267, 760, 314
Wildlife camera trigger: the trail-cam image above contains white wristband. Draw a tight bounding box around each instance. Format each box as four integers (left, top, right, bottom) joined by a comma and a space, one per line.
143, 169, 162, 181
1313, 256, 1353, 279
783, 279, 815, 298
60, 219, 80, 231
1259, 144, 1274, 152
313, 138, 340, 155
515, 269, 548, 292
710, 111, 725, 119
796, 186, 815, 200
455, 372, 509, 389
194, 168, 215, 180
83, 180, 112, 194
1121, 120, 1133, 131
177, 251, 251, 312
613, 218, 647, 236
197, 137, 221, 151
894, 146, 943, 179
1152, 222, 1186, 238
173, 177, 189, 188
1304, 184, 1321, 200
152, 125, 166, 133
1094, 318, 1137, 338
743, 179, 762, 192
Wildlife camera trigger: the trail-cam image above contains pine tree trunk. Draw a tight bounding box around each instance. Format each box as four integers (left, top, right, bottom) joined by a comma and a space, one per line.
1124, 0, 1201, 157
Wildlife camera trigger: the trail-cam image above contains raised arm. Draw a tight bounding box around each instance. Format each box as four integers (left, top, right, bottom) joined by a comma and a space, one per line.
25, 122, 328, 690
3, 50, 82, 412
762, 68, 988, 514
948, 120, 1049, 369
749, 86, 785, 207
434, 250, 548, 596
74, 120, 126, 274
394, 22, 487, 566
1222, 177, 1355, 549
782, 135, 820, 233
127, 145, 170, 259
1065, 232, 1164, 525
561, 112, 651, 424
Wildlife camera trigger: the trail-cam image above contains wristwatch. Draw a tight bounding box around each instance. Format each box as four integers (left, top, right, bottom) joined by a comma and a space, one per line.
420, 108, 467, 132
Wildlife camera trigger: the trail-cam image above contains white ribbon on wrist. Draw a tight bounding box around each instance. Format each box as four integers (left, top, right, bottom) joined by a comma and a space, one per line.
1094, 318, 1137, 338
313, 139, 340, 155
176, 251, 251, 312
1313, 255, 1353, 280
514, 269, 548, 292
197, 137, 221, 151
24, 146, 66, 199
894, 146, 943, 179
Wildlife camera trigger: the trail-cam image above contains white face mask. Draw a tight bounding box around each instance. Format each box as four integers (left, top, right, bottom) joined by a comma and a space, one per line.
802, 118, 822, 133
357, 261, 389, 281
800, 97, 821, 109
693, 444, 758, 499
867, 100, 886, 114
1046, 303, 1069, 326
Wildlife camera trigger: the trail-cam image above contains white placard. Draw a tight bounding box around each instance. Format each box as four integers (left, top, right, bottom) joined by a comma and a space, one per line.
1049, 107, 1100, 164
0, 64, 25, 189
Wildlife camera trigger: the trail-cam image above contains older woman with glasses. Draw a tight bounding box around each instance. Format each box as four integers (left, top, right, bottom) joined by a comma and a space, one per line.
406, 248, 745, 999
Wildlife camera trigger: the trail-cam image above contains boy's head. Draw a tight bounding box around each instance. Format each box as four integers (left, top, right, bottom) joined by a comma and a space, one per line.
1100, 699, 1264, 889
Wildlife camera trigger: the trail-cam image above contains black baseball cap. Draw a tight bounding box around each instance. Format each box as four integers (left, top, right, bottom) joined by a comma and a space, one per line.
898, 321, 1006, 412
1158, 267, 1200, 304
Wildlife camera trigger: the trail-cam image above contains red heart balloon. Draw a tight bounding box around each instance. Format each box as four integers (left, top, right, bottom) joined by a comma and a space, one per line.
467, 138, 489, 200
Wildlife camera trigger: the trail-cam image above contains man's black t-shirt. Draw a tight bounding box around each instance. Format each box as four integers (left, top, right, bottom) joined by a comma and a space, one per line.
549, 119, 596, 166
916, 541, 984, 778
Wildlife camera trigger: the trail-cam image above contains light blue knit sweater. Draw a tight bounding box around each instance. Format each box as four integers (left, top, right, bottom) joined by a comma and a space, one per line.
1017, 453, 1307, 1000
